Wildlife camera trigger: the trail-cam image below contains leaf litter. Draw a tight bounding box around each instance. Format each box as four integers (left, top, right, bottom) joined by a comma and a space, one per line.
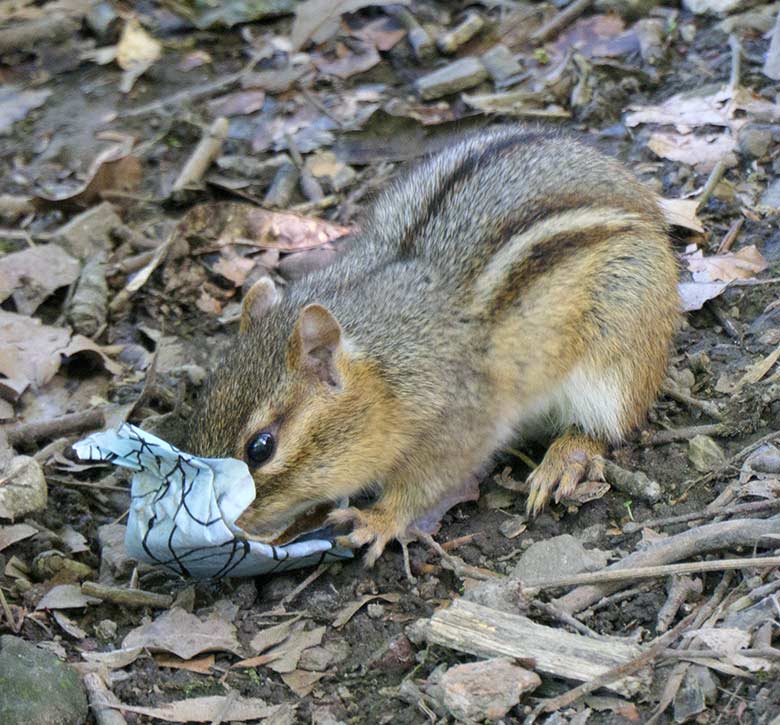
2, 0, 780, 722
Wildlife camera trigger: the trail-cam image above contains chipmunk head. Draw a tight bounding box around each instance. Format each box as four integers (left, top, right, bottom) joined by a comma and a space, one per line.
186, 277, 401, 538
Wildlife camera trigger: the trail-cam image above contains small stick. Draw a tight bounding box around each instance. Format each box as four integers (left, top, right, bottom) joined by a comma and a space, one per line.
656, 575, 702, 633
441, 533, 476, 552
530, 600, 608, 640
277, 562, 332, 610
661, 383, 723, 421
661, 647, 780, 661
623, 498, 780, 534
644, 423, 728, 446
732, 276, 780, 287
528, 608, 699, 719
83, 672, 128, 725
530, 0, 593, 43
583, 583, 657, 615
81, 581, 173, 608
729, 34, 742, 89
0, 588, 18, 634
171, 117, 229, 192
415, 530, 498, 581
523, 556, 780, 596
716, 217, 744, 254
696, 159, 728, 211
707, 299, 741, 340
728, 577, 780, 612
6, 408, 105, 447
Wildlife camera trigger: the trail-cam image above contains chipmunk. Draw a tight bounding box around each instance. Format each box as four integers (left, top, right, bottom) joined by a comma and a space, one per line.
186, 126, 680, 566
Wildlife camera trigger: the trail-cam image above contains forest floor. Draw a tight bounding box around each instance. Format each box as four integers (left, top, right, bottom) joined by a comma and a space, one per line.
2, 1, 780, 723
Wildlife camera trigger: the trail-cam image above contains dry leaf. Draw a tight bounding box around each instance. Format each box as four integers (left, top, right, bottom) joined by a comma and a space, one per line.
82, 646, 144, 670
281, 669, 326, 697
0, 245, 80, 315
207, 89, 266, 117
35, 145, 142, 209
116, 18, 162, 93
36, 584, 100, 610
155, 654, 215, 674
333, 593, 401, 628
291, 0, 408, 50
678, 281, 729, 312
122, 607, 243, 659
248, 616, 301, 655
353, 16, 406, 51
265, 625, 326, 674
110, 695, 280, 723
685, 245, 767, 283
658, 198, 705, 234
647, 131, 736, 171
0, 311, 121, 389
0, 523, 37, 552
313, 40, 381, 79
52, 610, 87, 639
737, 345, 780, 388
180, 202, 350, 253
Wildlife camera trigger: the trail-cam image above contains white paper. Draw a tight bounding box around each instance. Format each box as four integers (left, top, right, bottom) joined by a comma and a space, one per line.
73, 424, 352, 578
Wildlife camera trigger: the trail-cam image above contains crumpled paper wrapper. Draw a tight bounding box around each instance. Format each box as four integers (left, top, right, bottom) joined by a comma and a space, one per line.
74, 424, 352, 578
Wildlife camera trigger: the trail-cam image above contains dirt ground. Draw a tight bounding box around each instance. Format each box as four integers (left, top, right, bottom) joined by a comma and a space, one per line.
2, 1, 780, 724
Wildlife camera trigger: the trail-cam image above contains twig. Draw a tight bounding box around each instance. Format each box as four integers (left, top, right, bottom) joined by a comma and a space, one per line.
415, 530, 499, 581
171, 117, 229, 193
662, 383, 724, 421
729, 34, 742, 89
527, 609, 699, 720
46, 476, 129, 493
644, 422, 728, 445
524, 556, 780, 596
707, 298, 741, 340
6, 408, 105, 448
530, 600, 608, 640
623, 498, 780, 534
82, 672, 128, 725
0, 588, 18, 634
81, 581, 173, 608
716, 217, 744, 254
656, 575, 703, 632
531, 0, 592, 43
662, 647, 780, 661
696, 159, 728, 211
728, 577, 780, 612
582, 583, 656, 615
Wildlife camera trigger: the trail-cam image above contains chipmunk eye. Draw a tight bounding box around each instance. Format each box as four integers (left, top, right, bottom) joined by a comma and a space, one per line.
245, 431, 276, 468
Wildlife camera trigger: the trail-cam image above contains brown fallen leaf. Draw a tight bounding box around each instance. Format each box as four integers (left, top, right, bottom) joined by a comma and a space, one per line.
35, 144, 142, 210
647, 131, 737, 171
685, 244, 767, 283
333, 593, 402, 628
0, 244, 80, 315
265, 625, 326, 674
155, 653, 216, 674
36, 584, 100, 611
179, 202, 351, 253
658, 198, 705, 234
281, 669, 327, 697
553, 14, 634, 60
352, 16, 406, 51
82, 647, 144, 670
207, 89, 266, 117
0, 311, 122, 390
122, 607, 243, 660
313, 40, 381, 79
52, 610, 87, 639
736, 345, 780, 389
290, 0, 408, 50
212, 249, 256, 287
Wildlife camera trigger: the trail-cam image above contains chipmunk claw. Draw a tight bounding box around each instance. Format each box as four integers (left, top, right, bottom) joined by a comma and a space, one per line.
329, 506, 400, 567
525, 433, 606, 516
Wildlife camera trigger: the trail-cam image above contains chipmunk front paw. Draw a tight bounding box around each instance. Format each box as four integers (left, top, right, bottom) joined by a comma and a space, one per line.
328, 506, 405, 567
525, 432, 606, 516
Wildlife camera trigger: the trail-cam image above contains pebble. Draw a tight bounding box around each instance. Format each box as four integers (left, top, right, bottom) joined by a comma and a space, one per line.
50, 201, 120, 259
415, 58, 488, 100
738, 124, 773, 159
305, 151, 357, 192
687, 435, 726, 472
216, 153, 291, 184
439, 657, 541, 722
0, 635, 88, 725
511, 534, 608, 582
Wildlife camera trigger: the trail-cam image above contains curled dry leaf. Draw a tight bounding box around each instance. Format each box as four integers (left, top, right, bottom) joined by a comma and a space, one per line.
333, 592, 401, 628
0, 310, 122, 392
685, 244, 767, 283
112, 695, 281, 723
35, 144, 142, 210
0, 244, 80, 315
180, 201, 351, 253
658, 198, 705, 234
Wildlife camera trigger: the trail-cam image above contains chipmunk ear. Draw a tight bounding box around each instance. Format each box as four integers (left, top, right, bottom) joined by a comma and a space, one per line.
294, 303, 343, 388
240, 277, 280, 333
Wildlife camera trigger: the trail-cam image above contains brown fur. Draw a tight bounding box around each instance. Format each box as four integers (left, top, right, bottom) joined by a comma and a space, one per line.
186, 126, 680, 564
